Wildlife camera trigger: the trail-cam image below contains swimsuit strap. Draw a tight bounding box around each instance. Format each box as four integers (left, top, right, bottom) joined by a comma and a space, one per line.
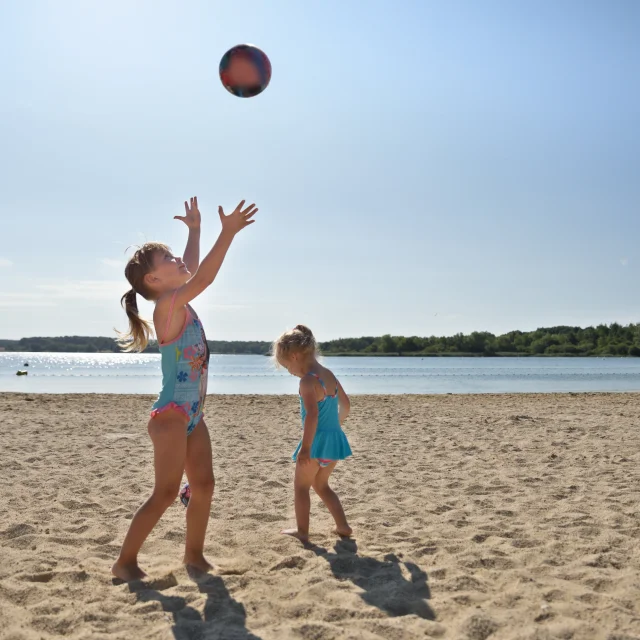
160, 289, 179, 344
306, 373, 339, 397
305, 372, 327, 396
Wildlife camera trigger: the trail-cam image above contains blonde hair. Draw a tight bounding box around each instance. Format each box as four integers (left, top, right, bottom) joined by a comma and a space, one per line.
116, 242, 170, 352
272, 325, 318, 366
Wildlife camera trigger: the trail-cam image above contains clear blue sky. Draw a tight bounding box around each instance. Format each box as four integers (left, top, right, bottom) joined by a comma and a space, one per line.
1, 0, 638, 341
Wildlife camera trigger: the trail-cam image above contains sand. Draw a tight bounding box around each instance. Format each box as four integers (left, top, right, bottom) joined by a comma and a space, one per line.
0, 392, 639, 640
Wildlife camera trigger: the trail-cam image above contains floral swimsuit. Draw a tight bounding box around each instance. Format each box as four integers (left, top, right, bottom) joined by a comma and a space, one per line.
150, 289, 210, 435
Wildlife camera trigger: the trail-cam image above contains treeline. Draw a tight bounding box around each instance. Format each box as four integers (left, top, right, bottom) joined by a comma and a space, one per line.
2, 323, 640, 356
319, 324, 640, 357
0, 336, 136, 353
208, 341, 271, 355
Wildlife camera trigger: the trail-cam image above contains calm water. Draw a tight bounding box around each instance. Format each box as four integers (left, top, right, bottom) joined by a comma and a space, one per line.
2, 353, 640, 395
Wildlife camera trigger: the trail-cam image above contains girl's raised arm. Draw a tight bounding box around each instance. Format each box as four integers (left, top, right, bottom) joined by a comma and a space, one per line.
174, 196, 202, 274
164, 199, 258, 312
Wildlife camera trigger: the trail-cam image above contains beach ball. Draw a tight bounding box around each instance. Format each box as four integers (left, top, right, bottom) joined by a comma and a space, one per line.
179, 483, 191, 508
219, 44, 272, 98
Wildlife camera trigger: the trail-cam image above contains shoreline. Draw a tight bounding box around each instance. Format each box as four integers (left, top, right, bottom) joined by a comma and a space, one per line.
3, 390, 640, 398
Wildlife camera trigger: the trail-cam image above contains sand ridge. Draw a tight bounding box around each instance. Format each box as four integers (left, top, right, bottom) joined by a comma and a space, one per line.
1, 392, 639, 639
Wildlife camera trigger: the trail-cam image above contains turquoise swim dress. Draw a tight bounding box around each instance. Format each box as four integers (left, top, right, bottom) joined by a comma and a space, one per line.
293, 372, 352, 466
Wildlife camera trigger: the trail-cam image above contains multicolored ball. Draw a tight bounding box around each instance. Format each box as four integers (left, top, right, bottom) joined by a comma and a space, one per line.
219, 44, 272, 98
179, 483, 191, 508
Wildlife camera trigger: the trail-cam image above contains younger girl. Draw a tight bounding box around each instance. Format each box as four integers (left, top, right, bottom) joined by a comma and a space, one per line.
111, 196, 258, 581
273, 325, 353, 541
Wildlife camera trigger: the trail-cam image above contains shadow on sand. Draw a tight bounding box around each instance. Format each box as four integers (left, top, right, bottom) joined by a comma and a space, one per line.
310, 538, 435, 620
129, 570, 262, 640
122, 541, 433, 636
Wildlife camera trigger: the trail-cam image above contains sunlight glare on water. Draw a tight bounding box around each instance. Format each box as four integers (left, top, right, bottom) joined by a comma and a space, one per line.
2, 353, 640, 395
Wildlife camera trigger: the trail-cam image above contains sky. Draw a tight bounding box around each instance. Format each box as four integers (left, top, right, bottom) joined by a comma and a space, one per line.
0, 0, 639, 341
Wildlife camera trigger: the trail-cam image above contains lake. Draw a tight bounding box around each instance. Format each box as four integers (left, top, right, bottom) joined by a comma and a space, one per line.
2, 353, 640, 395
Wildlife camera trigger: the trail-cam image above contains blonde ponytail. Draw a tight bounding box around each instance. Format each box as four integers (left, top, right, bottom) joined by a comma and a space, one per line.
115, 242, 170, 352
116, 288, 154, 352
294, 324, 313, 340
272, 324, 318, 366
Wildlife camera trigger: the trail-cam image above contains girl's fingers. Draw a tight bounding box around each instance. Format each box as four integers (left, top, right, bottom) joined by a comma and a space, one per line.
244, 208, 258, 220
174, 216, 186, 222
184, 201, 189, 213
241, 203, 255, 215
218, 206, 225, 222
234, 200, 246, 214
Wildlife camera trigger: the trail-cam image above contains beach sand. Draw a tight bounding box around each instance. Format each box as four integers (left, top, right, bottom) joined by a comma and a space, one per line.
0, 392, 639, 640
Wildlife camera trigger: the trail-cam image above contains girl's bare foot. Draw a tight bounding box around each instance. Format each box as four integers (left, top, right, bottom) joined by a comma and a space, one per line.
334, 525, 353, 538
281, 528, 309, 542
111, 560, 147, 582
183, 553, 214, 573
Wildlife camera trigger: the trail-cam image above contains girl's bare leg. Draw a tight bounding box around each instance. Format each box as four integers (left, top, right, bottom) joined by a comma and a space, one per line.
183, 418, 215, 571
312, 462, 352, 537
282, 460, 320, 542
112, 411, 188, 581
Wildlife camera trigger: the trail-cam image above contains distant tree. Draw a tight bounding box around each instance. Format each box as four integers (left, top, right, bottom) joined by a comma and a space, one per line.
402, 337, 420, 353
380, 335, 397, 353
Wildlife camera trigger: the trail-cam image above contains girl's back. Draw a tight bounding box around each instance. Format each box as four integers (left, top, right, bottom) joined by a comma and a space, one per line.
300, 370, 342, 433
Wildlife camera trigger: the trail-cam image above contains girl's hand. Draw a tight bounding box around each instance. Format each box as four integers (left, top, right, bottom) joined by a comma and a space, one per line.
175, 196, 202, 229
218, 200, 258, 235
297, 448, 311, 466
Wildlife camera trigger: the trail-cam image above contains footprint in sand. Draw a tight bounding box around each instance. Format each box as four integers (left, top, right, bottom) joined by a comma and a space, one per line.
246, 512, 282, 523
1, 523, 37, 539
270, 556, 307, 571
461, 613, 499, 640
122, 572, 178, 592
23, 572, 54, 583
